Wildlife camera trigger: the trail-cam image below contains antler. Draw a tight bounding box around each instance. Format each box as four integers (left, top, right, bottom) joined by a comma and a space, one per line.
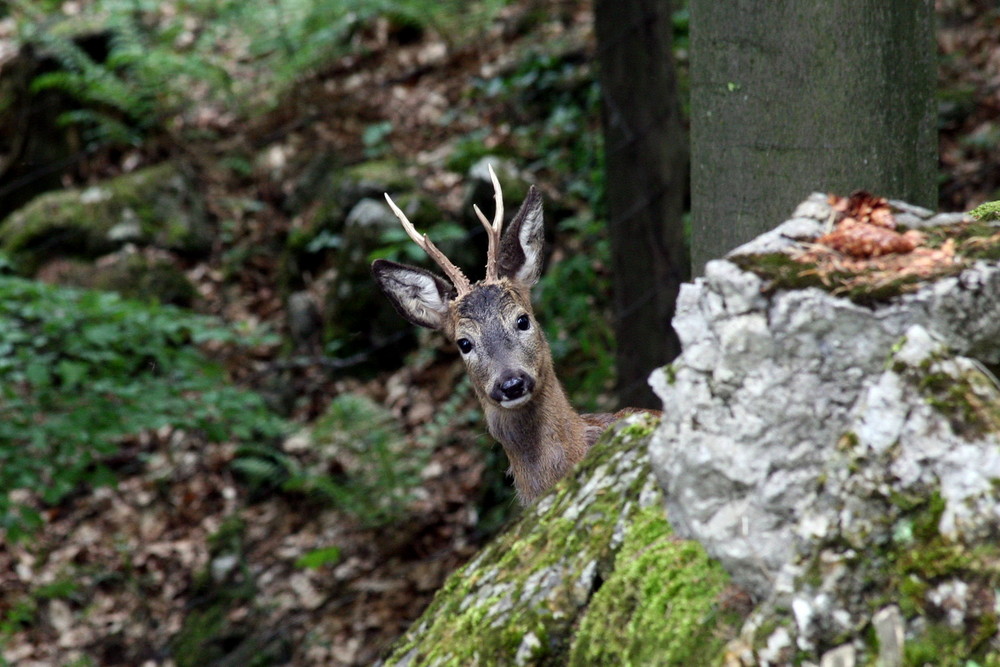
384, 193, 473, 296
473, 163, 505, 283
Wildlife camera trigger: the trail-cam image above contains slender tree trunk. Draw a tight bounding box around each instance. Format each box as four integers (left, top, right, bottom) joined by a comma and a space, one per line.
689, 0, 937, 273
594, 0, 689, 409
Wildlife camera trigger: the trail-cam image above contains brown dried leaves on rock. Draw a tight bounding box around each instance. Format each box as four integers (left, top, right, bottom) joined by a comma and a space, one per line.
817, 192, 917, 257
792, 192, 963, 297
818, 218, 922, 258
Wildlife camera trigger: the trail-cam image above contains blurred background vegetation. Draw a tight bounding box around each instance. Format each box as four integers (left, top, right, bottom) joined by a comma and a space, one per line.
0, 0, 997, 663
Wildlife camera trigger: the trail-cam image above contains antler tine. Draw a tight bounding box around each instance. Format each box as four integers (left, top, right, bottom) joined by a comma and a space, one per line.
473, 163, 505, 282
384, 193, 472, 296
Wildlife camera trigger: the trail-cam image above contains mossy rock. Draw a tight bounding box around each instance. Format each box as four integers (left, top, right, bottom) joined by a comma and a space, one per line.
730, 218, 1000, 307
306, 158, 419, 241
969, 200, 1000, 222
0, 162, 209, 274
383, 414, 745, 665
35, 252, 196, 307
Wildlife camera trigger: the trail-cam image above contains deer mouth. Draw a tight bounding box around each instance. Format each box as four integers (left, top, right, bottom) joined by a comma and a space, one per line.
499, 393, 533, 409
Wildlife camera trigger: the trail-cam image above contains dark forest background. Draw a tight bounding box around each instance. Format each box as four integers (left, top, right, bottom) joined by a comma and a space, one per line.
1, 0, 998, 663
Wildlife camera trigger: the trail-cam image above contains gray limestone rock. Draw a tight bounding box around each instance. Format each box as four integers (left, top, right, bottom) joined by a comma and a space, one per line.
649, 198, 1000, 663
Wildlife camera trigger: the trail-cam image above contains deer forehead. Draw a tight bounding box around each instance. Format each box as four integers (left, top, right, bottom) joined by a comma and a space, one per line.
451, 282, 536, 346
453, 282, 531, 323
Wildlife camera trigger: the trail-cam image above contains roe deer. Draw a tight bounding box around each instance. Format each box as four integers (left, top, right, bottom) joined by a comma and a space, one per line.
371, 167, 651, 504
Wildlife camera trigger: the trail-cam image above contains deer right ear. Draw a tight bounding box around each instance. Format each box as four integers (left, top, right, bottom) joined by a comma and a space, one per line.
498, 185, 544, 286
372, 259, 455, 331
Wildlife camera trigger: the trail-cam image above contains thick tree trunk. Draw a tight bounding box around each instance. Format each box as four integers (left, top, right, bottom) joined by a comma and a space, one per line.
594, 0, 689, 409
689, 0, 937, 272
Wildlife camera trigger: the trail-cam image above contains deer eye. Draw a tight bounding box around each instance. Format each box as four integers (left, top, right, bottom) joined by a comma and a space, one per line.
516, 314, 530, 331
457, 338, 474, 354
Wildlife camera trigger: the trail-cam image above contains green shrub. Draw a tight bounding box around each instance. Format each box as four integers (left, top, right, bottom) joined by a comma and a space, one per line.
0, 276, 285, 541
233, 393, 427, 527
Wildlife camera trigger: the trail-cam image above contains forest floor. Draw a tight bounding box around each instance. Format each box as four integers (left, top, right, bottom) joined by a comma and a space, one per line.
2, 0, 1000, 665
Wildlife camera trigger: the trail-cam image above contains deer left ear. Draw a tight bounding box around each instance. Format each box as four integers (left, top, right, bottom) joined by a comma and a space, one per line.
498, 186, 544, 286
371, 259, 454, 331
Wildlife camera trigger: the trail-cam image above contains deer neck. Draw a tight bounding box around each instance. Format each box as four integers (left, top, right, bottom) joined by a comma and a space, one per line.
483, 374, 588, 504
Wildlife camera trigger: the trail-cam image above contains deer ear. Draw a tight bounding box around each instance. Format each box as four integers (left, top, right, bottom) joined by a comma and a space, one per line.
498, 185, 544, 286
372, 259, 454, 331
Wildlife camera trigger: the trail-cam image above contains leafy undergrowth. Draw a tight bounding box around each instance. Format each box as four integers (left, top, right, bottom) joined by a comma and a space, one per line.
0, 276, 284, 541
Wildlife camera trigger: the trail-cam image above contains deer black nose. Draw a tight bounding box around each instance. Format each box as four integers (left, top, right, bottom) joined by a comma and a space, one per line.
491, 372, 536, 404
501, 376, 525, 398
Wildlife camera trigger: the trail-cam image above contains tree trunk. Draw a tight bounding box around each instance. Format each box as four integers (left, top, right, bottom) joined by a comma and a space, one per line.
594, 0, 689, 409
689, 0, 937, 273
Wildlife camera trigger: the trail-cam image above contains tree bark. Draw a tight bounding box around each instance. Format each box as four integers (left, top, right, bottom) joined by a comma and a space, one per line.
594, 0, 689, 409
689, 0, 937, 273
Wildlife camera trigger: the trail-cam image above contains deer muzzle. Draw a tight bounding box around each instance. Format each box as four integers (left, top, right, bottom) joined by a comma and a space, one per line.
491, 371, 536, 409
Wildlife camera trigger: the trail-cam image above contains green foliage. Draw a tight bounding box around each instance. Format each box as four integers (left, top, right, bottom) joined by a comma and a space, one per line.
233, 393, 427, 527
536, 215, 616, 411
362, 121, 395, 159
0, 276, 285, 542
368, 218, 469, 265
475, 49, 605, 206
10, 0, 510, 147
295, 546, 343, 570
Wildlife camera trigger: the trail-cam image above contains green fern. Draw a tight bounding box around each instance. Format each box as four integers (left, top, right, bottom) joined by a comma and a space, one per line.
10, 0, 511, 147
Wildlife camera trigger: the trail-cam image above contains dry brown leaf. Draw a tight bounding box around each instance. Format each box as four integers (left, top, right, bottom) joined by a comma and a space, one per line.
828, 191, 897, 228
816, 218, 918, 257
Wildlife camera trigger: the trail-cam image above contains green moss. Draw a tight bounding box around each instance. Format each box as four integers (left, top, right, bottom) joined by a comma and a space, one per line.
0, 163, 208, 273
568, 507, 737, 666
968, 200, 1000, 222
728, 252, 938, 308
903, 621, 998, 667
919, 220, 1000, 261
617, 415, 661, 441
876, 500, 1000, 662
772, 431, 1000, 664
836, 431, 860, 451
382, 414, 740, 665
913, 363, 1000, 440
729, 253, 829, 292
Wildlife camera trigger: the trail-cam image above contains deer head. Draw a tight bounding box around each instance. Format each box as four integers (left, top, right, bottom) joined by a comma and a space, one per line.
371, 167, 550, 411
370, 168, 618, 504
372, 169, 653, 503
